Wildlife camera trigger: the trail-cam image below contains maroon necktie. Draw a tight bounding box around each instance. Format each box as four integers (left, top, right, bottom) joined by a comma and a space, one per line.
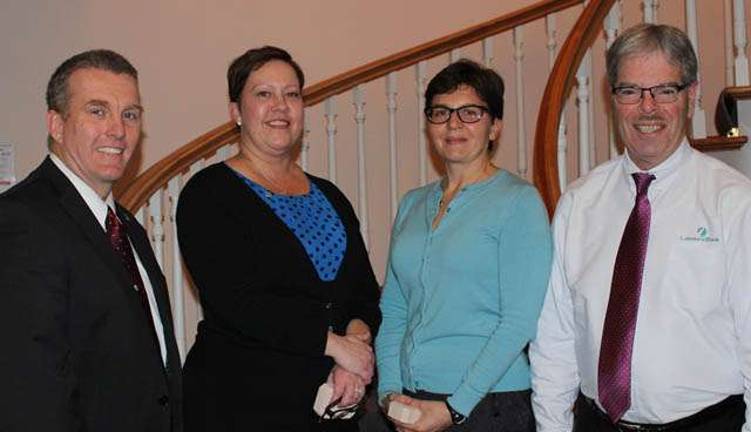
106, 207, 157, 333
598, 172, 655, 422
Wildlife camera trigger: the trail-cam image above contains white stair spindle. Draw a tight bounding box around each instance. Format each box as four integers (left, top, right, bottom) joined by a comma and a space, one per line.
148, 191, 165, 270
606, 1, 622, 159
733, 0, 750, 85
301, 112, 310, 170
386, 73, 399, 220
546, 14, 557, 70
324, 98, 338, 183
189, 160, 204, 322
416, 62, 428, 186
576, 51, 592, 177
557, 119, 568, 190
386, 72, 399, 220
216, 143, 231, 161
587, 52, 596, 168
685, 0, 707, 138
482, 38, 494, 68
513, 27, 527, 178
167, 176, 186, 362
726, 0, 736, 85
547, 13, 567, 189
450, 49, 461, 63
643, 0, 658, 23
352, 85, 369, 248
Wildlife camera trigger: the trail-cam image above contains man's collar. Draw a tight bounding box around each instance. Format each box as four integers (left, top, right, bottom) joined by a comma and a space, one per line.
49, 153, 115, 229
623, 138, 690, 182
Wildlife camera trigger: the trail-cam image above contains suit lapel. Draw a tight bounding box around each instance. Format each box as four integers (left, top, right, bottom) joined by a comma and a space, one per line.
41, 159, 168, 366
40, 159, 136, 294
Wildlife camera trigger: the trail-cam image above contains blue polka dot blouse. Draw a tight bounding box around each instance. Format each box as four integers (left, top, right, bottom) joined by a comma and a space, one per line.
236, 173, 347, 282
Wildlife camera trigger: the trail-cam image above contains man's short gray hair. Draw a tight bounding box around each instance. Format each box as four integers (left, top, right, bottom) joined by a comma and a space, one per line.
606, 24, 697, 86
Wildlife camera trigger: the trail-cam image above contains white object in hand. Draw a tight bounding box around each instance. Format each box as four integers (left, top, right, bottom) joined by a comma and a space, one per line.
387, 400, 422, 424
313, 382, 356, 419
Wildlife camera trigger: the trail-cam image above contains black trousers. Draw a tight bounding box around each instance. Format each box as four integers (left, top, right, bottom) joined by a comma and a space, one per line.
362, 388, 535, 432
574, 393, 745, 432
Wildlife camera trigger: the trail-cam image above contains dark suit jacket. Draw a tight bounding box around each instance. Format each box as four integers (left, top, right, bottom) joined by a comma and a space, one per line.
176, 163, 381, 431
0, 157, 182, 432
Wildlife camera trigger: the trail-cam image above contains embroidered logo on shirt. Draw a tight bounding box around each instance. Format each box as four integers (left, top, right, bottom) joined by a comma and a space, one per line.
680, 226, 719, 242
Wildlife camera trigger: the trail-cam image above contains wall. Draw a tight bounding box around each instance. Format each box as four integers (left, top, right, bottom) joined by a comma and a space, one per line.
0, 0, 540, 182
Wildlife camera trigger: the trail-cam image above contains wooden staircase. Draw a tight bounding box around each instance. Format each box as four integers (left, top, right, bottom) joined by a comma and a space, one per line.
114, 0, 751, 358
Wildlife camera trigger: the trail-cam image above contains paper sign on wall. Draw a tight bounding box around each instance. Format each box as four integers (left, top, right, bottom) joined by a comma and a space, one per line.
0, 142, 16, 191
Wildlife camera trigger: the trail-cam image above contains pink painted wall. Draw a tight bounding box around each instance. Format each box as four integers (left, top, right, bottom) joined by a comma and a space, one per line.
0, 0, 541, 182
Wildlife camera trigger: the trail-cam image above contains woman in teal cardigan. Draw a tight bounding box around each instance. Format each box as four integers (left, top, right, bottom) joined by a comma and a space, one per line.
375, 59, 552, 432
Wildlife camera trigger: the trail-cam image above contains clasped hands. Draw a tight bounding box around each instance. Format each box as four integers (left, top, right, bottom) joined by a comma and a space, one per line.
324, 319, 373, 406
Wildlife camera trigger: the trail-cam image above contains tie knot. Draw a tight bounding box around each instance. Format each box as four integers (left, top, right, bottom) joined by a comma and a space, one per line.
632, 172, 655, 197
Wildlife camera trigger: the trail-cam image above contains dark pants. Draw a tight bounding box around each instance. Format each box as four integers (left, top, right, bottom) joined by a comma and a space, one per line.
362, 388, 535, 432
574, 393, 745, 432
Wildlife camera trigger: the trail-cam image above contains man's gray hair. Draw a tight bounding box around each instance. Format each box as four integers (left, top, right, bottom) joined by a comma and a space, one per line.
606, 24, 698, 86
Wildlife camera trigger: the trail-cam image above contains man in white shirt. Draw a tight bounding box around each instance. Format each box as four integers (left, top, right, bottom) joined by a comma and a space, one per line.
530, 24, 751, 432
0, 50, 182, 431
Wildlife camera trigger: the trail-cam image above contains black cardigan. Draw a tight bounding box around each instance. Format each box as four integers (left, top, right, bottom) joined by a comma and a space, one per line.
176, 163, 381, 430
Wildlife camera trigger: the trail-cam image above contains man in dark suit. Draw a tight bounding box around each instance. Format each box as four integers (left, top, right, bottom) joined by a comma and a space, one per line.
0, 49, 182, 431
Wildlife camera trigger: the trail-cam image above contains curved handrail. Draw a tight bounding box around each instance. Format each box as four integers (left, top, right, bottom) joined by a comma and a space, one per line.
119, 0, 584, 212
532, 0, 616, 217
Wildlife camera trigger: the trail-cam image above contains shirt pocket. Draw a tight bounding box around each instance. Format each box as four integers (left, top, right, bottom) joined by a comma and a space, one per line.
662, 238, 725, 314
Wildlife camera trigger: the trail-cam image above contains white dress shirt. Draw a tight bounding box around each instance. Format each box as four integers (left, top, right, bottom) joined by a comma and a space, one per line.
50, 154, 167, 365
529, 141, 751, 431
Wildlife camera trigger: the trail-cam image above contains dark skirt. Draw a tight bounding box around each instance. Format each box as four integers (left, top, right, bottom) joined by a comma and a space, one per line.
183, 332, 358, 432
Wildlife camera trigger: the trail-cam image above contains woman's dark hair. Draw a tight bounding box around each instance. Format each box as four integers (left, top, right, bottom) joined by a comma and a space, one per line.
227, 46, 305, 104
424, 59, 505, 120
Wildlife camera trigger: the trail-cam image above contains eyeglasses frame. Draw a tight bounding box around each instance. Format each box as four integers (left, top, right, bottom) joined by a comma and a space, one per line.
424, 104, 490, 124
611, 82, 692, 105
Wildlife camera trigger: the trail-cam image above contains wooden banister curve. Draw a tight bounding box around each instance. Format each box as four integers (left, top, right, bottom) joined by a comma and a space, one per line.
532, 0, 616, 217
304, 0, 583, 105
119, 0, 584, 212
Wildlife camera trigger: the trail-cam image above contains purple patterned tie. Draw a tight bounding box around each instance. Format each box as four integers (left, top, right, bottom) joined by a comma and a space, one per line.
106, 207, 157, 334
598, 172, 655, 422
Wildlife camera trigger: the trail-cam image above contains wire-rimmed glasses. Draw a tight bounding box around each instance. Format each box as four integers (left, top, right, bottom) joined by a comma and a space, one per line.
611, 83, 691, 104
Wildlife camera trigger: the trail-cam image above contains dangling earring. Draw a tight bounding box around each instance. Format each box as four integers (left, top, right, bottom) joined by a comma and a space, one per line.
236, 119, 242, 127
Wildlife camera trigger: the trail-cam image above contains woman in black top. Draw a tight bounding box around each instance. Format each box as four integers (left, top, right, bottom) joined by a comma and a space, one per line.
177, 46, 381, 431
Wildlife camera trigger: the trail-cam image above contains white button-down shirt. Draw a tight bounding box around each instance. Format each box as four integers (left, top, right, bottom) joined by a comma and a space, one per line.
50, 154, 167, 365
530, 141, 751, 431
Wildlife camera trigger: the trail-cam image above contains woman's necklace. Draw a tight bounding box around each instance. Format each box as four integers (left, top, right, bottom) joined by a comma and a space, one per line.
434, 164, 496, 229
439, 162, 497, 206
241, 157, 303, 196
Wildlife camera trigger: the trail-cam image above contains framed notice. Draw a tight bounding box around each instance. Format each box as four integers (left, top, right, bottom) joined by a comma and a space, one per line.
0, 142, 16, 192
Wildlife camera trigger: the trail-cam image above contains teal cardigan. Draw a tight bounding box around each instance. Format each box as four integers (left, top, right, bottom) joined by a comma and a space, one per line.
375, 170, 552, 416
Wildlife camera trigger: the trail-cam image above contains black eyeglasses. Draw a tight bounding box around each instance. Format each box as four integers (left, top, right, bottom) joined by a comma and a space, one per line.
611, 83, 690, 104
318, 397, 361, 422
424, 104, 489, 124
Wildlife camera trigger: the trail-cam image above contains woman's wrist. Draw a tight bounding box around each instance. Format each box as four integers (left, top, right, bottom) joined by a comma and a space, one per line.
324, 330, 341, 358
346, 318, 371, 343
379, 392, 396, 409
